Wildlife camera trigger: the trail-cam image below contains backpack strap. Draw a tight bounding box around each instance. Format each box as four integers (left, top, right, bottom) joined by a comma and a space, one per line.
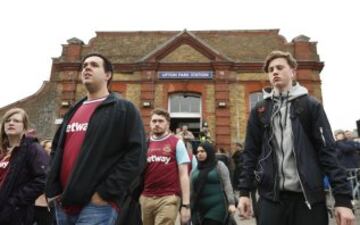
293, 95, 312, 136
255, 95, 312, 140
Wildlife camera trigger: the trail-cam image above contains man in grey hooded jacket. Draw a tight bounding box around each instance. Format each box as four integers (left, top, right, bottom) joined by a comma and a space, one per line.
238, 50, 354, 225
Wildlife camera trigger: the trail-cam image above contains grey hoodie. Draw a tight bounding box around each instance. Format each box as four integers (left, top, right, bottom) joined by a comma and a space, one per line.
263, 82, 308, 192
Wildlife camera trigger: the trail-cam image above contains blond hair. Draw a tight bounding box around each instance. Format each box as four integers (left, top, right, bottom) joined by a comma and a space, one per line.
0, 108, 29, 153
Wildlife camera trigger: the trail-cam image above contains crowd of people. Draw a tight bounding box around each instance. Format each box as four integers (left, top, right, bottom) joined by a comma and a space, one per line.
0, 51, 357, 225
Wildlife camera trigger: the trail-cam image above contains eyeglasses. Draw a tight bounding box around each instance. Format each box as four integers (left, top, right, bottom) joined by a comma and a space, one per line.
5, 118, 23, 124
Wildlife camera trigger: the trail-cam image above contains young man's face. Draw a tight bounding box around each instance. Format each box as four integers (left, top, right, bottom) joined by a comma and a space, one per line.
81, 56, 111, 91
150, 114, 169, 136
267, 57, 295, 91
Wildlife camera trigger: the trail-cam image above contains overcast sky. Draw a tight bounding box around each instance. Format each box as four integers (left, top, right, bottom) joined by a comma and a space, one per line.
0, 0, 359, 132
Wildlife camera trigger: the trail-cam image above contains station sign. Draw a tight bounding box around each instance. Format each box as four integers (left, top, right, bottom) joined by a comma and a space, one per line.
159, 71, 213, 80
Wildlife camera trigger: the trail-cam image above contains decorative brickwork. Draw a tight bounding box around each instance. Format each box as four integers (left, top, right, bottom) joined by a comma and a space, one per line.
229, 83, 247, 151
0, 82, 60, 140
126, 84, 141, 107
0, 29, 324, 150
161, 44, 210, 63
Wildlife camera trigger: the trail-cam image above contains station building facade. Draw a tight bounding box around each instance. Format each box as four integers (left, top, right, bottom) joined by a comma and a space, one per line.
0, 30, 324, 151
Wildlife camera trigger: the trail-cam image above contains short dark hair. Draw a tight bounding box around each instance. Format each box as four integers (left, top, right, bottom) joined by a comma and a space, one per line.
81, 53, 113, 87
263, 50, 297, 73
151, 108, 171, 122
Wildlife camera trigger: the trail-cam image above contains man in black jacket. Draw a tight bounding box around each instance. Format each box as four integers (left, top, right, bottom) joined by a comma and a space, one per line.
335, 129, 360, 169
45, 53, 147, 225
237, 50, 354, 225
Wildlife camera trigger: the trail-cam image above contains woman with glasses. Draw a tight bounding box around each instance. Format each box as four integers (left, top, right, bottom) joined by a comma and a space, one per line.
0, 108, 49, 225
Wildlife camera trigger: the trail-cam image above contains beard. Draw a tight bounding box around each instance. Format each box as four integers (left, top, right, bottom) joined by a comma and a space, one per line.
151, 127, 168, 137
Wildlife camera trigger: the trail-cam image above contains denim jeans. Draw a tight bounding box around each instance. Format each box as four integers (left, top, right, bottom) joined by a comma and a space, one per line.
54, 202, 118, 225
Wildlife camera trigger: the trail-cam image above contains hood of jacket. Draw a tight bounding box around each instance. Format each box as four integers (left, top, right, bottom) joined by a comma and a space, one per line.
263, 82, 308, 101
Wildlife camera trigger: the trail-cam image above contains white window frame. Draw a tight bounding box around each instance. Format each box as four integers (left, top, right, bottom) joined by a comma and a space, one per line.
249, 91, 263, 111
168, 93, 202, 118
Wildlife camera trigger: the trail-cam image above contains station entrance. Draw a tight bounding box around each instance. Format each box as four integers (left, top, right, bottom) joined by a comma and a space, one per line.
168, 93, 201, 138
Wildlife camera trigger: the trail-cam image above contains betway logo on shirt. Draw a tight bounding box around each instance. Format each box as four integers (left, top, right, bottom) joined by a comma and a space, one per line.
147, 155, 171, 165
66, 122, 88, 133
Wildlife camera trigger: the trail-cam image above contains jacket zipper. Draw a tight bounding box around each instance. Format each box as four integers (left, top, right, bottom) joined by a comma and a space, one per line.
267, 123, 279, 201
273, 158, 279, 201
275, 97, 286, 190
319, 127, 326, 147
267, 100, 280, 201
278, 109, 286, 190
292, 134, 312, 210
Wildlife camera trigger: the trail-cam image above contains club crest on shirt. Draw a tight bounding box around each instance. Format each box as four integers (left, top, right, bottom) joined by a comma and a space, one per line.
163, 144, 172, 154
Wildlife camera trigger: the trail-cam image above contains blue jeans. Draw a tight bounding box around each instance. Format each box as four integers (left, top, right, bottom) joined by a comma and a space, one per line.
54, 202, 118, 225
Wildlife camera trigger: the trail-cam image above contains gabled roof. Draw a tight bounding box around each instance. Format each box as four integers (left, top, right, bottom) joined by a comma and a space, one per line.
138, 30, 233, 62
67, 29, 302, 64
53, 29, 322, 72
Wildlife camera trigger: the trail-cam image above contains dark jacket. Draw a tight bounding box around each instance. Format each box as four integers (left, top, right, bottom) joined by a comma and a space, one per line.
239, 93, 352, 208
232, 150, 244, 190
336, 139, 360, 169
45, 93, 147, 208
0, 136, 49, 225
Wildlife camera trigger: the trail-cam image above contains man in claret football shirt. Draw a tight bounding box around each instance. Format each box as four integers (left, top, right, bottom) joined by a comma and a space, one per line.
140, 108, 191, 225
45, 53, 146, 225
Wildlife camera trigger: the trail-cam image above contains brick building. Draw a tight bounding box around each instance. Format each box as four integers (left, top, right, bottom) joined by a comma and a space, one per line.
0, 29, 323, 151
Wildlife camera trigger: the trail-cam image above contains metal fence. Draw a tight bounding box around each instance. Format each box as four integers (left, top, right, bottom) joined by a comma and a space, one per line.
347, 168, 360, 205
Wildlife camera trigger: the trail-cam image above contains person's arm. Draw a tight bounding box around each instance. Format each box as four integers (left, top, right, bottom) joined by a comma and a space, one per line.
95, 102, 147, 203
176, 139, 191, 224
337, 141, 358, 153
237, 106, 263, 218
238, 106, 262, 195
312, 102, 352, 204
310, 100, 354, 225
217, 162, 236, 213
179, 163, 191, 223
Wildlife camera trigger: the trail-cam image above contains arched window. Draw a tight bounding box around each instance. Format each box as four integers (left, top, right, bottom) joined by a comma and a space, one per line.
169, 93, 201, 117
249, 92, 263, 111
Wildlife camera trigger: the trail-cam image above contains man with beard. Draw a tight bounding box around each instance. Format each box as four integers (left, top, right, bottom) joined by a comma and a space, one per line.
140, 108, 191, 225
